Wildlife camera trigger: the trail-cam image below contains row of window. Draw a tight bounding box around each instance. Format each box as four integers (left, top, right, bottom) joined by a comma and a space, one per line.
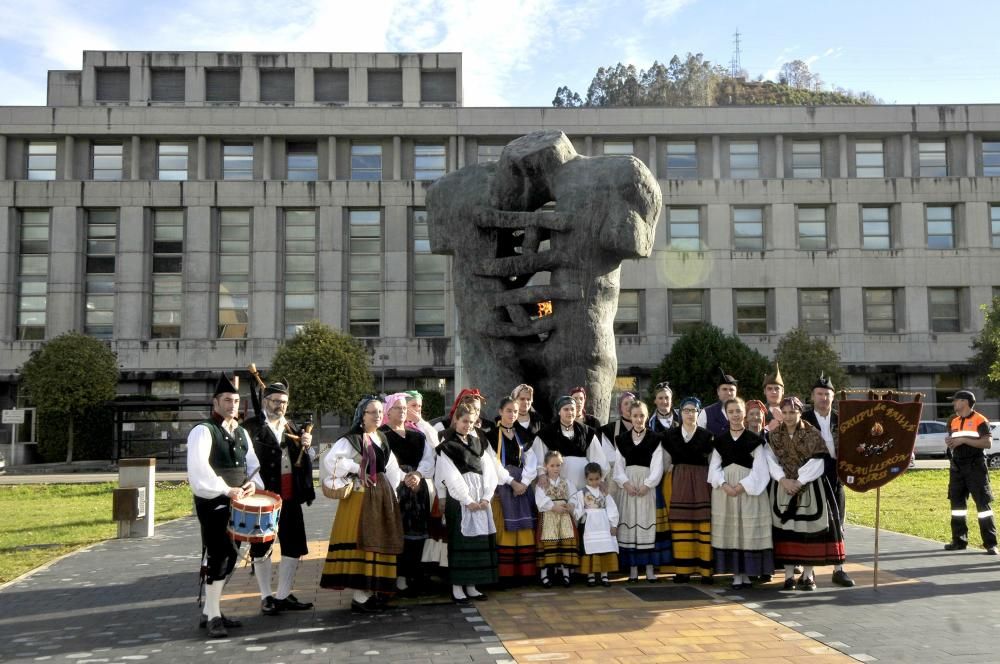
614, 286, 1000, 337
93, 66, 457, 104
13, 207, 996, 343
18, 137, 1000, 182
25, 141, 448, 182
666, 203, 1000, 251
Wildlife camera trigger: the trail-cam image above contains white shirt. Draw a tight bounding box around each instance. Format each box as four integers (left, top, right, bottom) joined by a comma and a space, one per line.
186, 419, 264, 500
813, 411, 836, 458
612, 432, 665, 488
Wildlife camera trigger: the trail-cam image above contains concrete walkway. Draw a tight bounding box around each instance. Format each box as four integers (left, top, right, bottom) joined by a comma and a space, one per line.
0, 494, 995, 663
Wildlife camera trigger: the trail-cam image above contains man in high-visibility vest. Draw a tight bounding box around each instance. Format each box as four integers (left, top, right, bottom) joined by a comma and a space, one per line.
944, 389, 997, 554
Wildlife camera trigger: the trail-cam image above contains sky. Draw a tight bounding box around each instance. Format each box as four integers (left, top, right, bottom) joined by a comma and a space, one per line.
0, 0, 998, 107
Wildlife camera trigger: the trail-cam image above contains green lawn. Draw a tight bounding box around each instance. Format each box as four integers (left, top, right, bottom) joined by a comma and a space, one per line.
0, 481, 193, 584
845, 468, 1000, 550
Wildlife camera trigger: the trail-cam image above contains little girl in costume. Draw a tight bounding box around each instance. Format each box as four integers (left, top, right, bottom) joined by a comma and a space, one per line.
571, 462, 619, 587
535, 450, 580, 587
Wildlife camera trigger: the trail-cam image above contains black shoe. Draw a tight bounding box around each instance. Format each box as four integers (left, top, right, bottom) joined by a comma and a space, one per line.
673, 574, 690, 584
261, 595, 281, 616
627, 576, 639, 584
756, 574, 772, 584
796, 576, 816, 591
782, 578, 796, 590
647, 576, 658, 584
351, 598, 382, 613
831, 570, 856, 587
451, 594, 470, 605
468, 592, 488, 601
541, 577, 552, 588
199, 614, 242, 629
277, 594, 314, 611
986, 546, 999, 555
561, 574, 571, 587
587, 577, 597, 587
207, 616, 228, 639
700, 575, 714, 586
601, 577, 611, 587
944, 541, 967, 551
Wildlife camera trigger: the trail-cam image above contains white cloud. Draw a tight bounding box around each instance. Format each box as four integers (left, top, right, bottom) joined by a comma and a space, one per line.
0, 0, 117, 68
642, 0, 697, 21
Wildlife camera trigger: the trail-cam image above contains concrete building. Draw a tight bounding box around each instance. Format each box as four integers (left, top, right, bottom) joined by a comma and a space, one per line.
1, 50, 999, 436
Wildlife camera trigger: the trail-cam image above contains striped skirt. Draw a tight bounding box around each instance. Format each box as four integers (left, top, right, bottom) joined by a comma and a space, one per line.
579, 552, 619, 574
771, 477, 846, 566
668, 464, 713, 577
446, 496, 499, 586
320, 489, 398, 594
619, 465, 671, 567
492, 497, 537, 579
711, 463, 774, 576
536, 510, 580, 568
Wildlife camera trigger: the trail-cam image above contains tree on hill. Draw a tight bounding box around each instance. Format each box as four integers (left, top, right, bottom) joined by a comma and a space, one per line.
553, 53, 879, 108
773, 327, 849, 399
19, 332, 119, 463
971, 297, 1000, 398
649, 323, 770, 405
266, 321, 374, 426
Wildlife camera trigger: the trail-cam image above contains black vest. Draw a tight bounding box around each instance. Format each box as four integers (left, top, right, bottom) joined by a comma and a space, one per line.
491, 427, 533, 468
243, 416, 315, 505
714, 430, 764, 469
662, 426, 715, 466
380, 425, 426, 469
202, 417, 249, 487
538, 421, 591, 458
615, 429, 662, 468
437, 431, 486, 475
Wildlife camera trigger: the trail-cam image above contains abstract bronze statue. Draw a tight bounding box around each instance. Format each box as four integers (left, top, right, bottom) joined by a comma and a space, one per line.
427, 130, 662, 421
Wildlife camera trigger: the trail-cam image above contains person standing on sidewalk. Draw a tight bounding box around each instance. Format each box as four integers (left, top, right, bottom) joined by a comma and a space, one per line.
801, 375, 855, 587
944, 389, 997, 554
245, 381, 315, 616
187, 373, 264, 638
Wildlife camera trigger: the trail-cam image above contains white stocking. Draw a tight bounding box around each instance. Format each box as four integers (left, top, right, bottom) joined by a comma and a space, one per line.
253, 557, 273, 599
204, 580, 224, 620
276, 556, 298, 600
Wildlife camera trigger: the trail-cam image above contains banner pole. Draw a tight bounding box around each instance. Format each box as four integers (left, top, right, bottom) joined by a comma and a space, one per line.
873, 486, 881, 590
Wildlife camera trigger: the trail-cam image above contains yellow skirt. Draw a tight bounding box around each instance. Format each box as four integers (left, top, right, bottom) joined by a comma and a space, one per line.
670, 519, 713, 577
320, 490, 398, 594
579, 552, 618, 574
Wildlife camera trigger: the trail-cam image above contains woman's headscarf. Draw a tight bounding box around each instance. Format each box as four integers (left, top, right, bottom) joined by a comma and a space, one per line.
510, 384, 533, 400
381, 392, 410, 426
780, 396, 805, 412
617, 390, 638, 412
448, 388, 485, 420
744, 399, 767, 415
678, 396, 701, 411
404, 389, 422, 402
553, 395, 575, 413
351, 394, 382, 433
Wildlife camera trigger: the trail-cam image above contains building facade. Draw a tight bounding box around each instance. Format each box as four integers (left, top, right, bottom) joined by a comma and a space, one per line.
1, 50, 999, 427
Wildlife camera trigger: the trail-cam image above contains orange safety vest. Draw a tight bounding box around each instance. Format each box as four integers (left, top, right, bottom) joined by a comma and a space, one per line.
949, 411, 989, 435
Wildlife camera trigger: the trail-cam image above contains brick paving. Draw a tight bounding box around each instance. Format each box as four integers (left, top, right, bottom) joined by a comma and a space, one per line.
1, 495, 997, 663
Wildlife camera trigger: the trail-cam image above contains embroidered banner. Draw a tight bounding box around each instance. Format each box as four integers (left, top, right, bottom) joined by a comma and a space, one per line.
837, 398, 922, 492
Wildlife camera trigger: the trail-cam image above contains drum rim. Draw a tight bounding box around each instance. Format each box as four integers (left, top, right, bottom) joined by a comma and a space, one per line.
227, 527, 278, 543
230, 489, 283, 513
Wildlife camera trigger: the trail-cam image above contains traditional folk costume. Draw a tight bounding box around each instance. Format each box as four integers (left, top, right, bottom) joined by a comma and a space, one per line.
570, 484, 619, 582
379, 394, 436, 588
613, 427, 669, 576
534, 421, 608, 489
187, 374, 264, 635
598, 391, 638, 484
245, 381, 315, 614
662, 424, 715, 579
708, 429, 773, 584
647, 396, 680, 570
490, 426, 539, 580
535, 476, 580, 579
435, 429, 500, 589
697, 370, 739, 438
320, 398, 404, 609
800, 375, 857, 587
765, 417, 846, 573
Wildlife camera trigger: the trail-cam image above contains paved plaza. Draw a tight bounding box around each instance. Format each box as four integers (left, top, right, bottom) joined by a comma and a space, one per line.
0, 495, 997, 663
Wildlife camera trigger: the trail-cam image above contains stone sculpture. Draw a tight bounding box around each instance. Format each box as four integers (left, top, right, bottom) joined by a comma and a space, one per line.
426, 130, 662, 421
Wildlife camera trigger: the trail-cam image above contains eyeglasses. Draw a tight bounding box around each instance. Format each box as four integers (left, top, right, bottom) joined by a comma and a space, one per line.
267, 398, 289, 405
681, 408, 698, 414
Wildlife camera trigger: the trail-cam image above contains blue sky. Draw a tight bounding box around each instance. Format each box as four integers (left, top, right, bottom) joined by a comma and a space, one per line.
0, 0, 998, 107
